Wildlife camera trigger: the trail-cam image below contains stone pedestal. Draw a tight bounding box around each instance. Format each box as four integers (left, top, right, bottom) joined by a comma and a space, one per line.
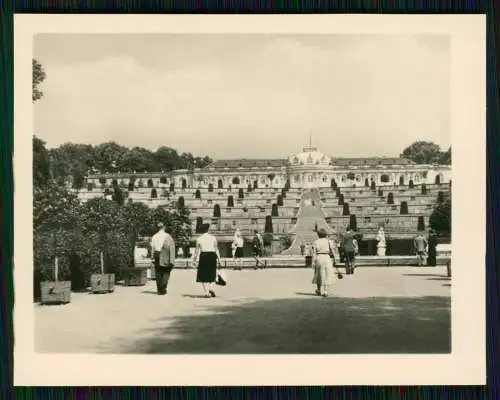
377, 246, 386, 257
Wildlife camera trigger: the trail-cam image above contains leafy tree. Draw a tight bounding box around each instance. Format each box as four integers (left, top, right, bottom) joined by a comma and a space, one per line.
93, 142, 128, 173
32, 58, 46, 102
400, 141, 443, 164
429, 198, 451, 236
439, 147, 451, 165
33, 136, 51, 187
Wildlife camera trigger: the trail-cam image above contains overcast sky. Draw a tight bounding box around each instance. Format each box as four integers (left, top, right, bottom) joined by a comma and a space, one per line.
34, 34, 450, 159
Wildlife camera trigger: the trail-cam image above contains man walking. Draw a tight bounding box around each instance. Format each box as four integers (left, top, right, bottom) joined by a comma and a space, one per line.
150, 222, 176, 295
343, 227, 357, 275
252, 229, 264, 269
414, 232, 428, 266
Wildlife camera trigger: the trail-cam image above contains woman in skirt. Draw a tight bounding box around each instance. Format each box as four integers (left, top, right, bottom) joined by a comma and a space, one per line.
311, 228, 336, 297
192, 223, 221, 298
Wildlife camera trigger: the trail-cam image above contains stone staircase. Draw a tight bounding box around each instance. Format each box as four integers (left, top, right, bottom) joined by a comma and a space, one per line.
281, 189, 332, 256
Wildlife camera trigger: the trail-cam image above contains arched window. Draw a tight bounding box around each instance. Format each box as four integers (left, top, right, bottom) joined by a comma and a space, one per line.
381, 174, 390, 183
232, 177, 240, 185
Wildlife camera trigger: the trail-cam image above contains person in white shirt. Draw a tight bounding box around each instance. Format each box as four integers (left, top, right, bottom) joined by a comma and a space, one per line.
232, 229, 244, 270
311, 228, 336, 297
150, 222, 176, 295
191, 223, 221, 298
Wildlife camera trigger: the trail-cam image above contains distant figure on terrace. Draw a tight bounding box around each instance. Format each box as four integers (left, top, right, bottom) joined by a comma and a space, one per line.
191, 223, 221, 298
251, 229, 264, 269
232, 229, 244, 270
311, 228, 336, 297
414, 232, 428, 266
305, 243, 313, 268
300, 243, 305, 256
376, 226, 386, 256
427, 229, 438, 266
150, 222, 176, 295
343, 227, 357, 275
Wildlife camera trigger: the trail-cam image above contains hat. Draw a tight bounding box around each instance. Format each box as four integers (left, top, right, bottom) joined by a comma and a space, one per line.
157, 222, 165, 229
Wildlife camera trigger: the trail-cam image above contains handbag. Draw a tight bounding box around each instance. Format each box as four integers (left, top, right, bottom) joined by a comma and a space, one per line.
216, 270, 228, 286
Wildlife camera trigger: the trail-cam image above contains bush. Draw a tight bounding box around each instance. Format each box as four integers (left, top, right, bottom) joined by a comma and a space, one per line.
195, 217, 203, 233
227, 195, 234, 207
437, 191, 445, 203
151, 188, 157, 199
429, 198, 451, 236
338, 193, 345, 206
263, 232, 273, 246
99, 177, 106, 185
349, 214, 357, 231
112, 186, 125, 206
238, 188, 244, 199
387, 193, 394, 205
271, 203, 279, 217
195, 189, 201, 199
417, 216, 425, 231
213, 204, 221, 218
277, 194, 284, 206
177, 196, 185, 209
264, 215, 273, 233
342, 203, 350, 216
127, 182, 134, 191
421, 184, 427, 195
280, 235, 293, 250
400, 201, 408, 215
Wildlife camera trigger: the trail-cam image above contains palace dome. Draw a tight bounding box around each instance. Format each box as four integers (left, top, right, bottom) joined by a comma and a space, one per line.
289, 146, 331, 166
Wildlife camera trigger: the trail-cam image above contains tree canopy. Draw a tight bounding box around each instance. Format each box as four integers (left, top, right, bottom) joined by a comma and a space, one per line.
429, 198, 451, 237
33, 137, 213, 187
400, 141, 451, 165
32, 58, 46, 102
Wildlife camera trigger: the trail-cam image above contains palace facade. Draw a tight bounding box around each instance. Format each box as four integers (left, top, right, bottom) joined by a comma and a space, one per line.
84, 145, 451, 190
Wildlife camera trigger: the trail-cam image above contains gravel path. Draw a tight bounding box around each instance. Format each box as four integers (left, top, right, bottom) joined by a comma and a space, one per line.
35, 266, 451, 354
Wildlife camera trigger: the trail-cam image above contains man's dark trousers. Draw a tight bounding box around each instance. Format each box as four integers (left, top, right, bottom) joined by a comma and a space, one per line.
154, 251, 173, 294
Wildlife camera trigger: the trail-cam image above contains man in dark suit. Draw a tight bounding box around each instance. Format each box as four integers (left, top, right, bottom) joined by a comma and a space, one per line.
343, 227, 356, 275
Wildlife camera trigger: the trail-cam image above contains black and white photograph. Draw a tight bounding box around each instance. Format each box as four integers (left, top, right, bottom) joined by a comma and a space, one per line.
14, 15, 485, 386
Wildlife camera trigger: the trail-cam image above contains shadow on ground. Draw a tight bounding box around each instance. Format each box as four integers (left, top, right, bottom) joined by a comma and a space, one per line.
111, 295, 451, 354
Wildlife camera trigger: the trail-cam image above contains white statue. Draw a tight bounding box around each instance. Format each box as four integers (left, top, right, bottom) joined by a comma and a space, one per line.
376, 227, 386, 256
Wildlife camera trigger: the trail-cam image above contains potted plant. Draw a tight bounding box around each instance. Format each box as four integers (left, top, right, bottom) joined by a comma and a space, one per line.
90, 250, 115, 294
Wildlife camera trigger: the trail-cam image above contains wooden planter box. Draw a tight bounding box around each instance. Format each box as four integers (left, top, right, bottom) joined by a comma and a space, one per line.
122, 267, 148, 286
40, 281, 71, 305
90, 273, 115, 294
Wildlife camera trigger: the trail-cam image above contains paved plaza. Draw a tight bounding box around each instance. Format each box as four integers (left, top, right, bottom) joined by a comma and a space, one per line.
35, 266, 451, 354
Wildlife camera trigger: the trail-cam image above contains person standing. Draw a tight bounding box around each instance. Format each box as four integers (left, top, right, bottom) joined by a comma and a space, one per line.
150, 222, 176, 295
427, 229, 437, 266
232, 229, 244, 270
311, 229, 336, 297
343, 227, 357, 275
251, 229, 264, 269
192, 223, 221, 298
300, 242, 305, 256
414, 233, 428, 266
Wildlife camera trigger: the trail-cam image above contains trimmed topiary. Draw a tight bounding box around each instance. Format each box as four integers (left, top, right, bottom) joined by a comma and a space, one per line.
342, 203, 350, 216
387, 192, 394, 205
400, 201, 408, 215
271, 203, 279, 217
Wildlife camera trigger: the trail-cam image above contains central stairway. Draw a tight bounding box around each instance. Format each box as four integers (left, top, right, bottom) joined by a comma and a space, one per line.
281, 189, 332, 256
